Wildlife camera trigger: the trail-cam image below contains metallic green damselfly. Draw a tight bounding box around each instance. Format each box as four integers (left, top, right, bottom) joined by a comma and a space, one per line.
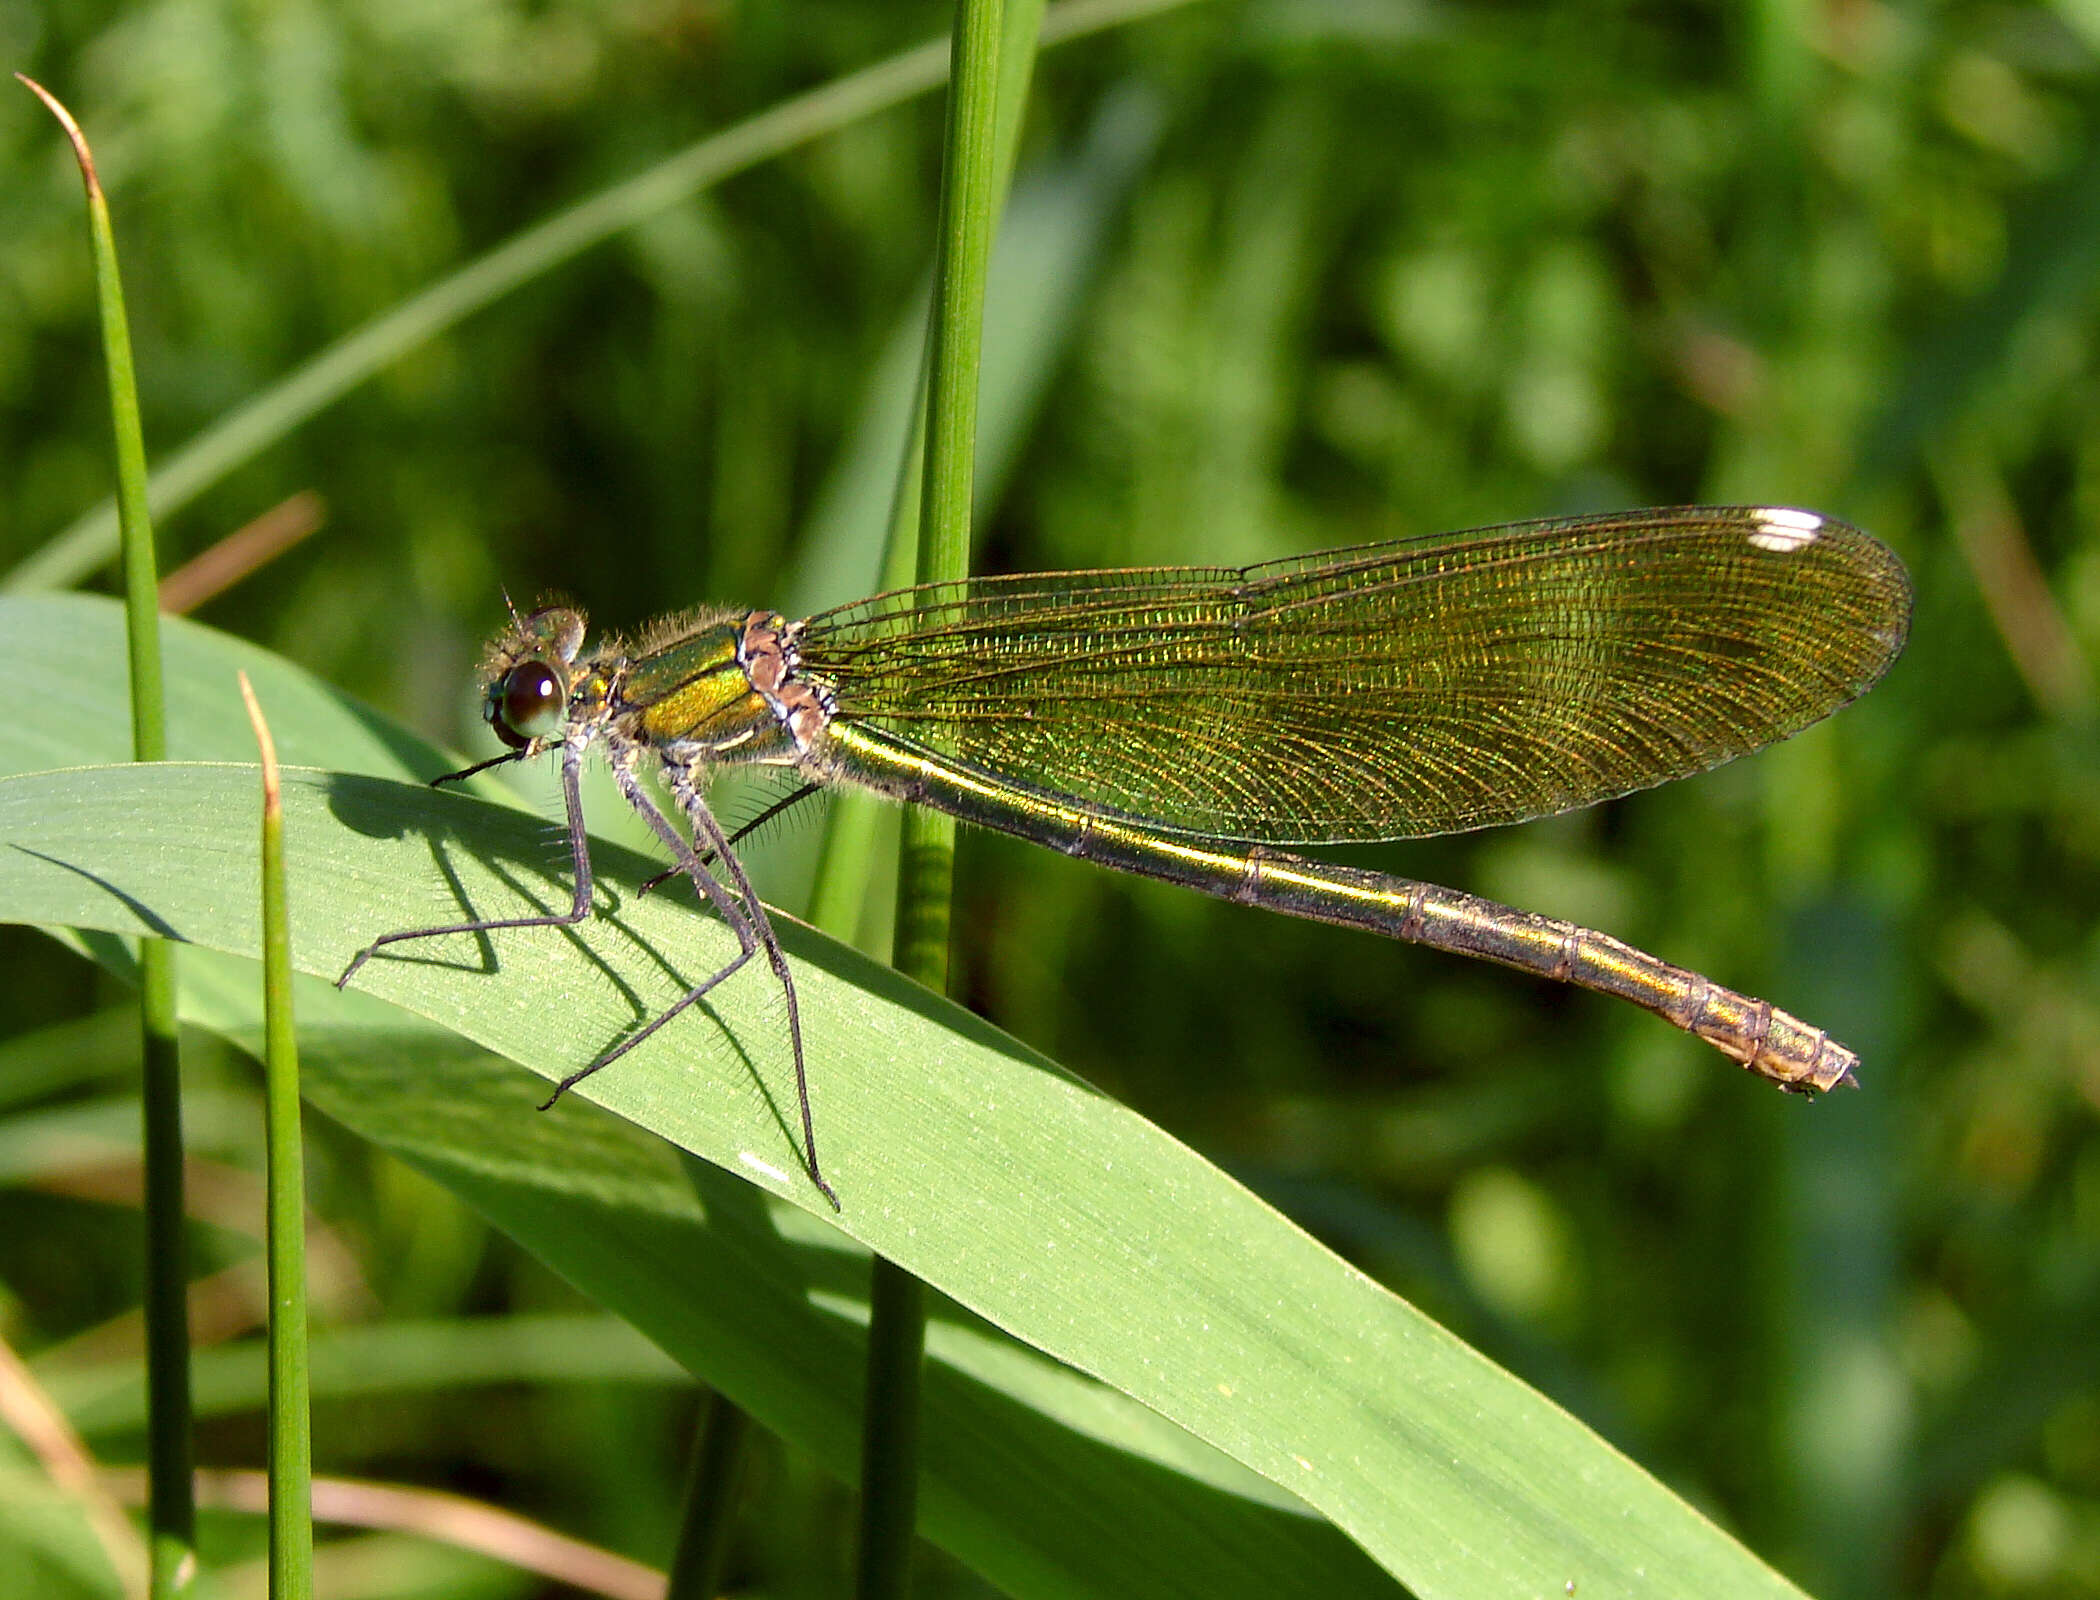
339, 505, 1912, 1208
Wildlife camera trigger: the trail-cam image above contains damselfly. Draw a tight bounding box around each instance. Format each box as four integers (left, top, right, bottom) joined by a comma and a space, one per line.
339, 505, 1912, 1209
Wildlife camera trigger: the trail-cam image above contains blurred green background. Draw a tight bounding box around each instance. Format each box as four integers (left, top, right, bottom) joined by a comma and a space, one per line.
3, 0, 2097, 1595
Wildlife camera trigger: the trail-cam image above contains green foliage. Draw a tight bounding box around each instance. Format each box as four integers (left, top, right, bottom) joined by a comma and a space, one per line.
3, 1, 2097, 1596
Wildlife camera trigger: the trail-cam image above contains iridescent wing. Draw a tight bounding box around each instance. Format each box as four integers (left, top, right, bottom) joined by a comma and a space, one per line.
793, 507, 1911, 844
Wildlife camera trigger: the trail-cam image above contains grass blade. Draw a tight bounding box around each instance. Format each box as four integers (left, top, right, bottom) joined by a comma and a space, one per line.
16, 75, 195, 1598
238, 676, 314, 1600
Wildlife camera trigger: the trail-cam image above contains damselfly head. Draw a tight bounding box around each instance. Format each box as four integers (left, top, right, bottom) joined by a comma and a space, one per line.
479, 604, 588, 750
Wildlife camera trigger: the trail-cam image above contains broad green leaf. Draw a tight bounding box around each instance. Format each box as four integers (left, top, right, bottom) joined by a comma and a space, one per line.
0, 595, 1809, 1599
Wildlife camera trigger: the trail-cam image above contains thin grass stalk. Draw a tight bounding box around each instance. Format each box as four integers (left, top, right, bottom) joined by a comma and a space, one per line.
4, 0, 1200, 596
855, 1255, 929, 1600
889, 0, 1014, 996
662, 1394, 751, 1600
16, 74, 197, 1598
238, 674, 314, 1600
857, 3, 1023, 1595
805, 0, 1047, 950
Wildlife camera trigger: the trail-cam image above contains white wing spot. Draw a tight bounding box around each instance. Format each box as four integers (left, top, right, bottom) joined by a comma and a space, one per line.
1747, 507, 1825, 552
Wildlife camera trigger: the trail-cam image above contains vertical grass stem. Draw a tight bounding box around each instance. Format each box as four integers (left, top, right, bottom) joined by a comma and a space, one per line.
17, 74, 196, 1598
857, 3, 1036, 1594
239, 674, 314, 1600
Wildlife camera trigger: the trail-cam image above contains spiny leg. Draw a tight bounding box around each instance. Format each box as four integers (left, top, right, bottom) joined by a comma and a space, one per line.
544, 756, 762, 1094
336, 741, 598, 989
612, 758, 838, 1211
634, 781, 825, 897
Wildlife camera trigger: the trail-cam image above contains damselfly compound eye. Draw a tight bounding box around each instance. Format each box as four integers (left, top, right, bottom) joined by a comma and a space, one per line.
489, 663, 565, 747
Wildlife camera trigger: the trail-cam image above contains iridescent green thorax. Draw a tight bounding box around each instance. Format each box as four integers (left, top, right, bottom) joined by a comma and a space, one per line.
613, 609, 831, 766
473, 603, 834, 770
